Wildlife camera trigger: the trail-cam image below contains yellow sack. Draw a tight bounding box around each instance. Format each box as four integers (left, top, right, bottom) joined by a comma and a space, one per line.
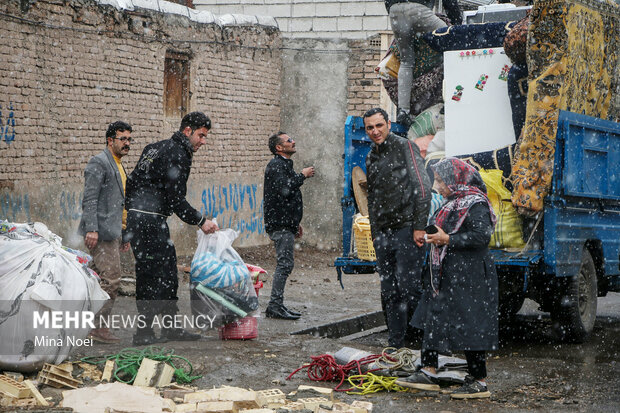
479, 169, 525, 249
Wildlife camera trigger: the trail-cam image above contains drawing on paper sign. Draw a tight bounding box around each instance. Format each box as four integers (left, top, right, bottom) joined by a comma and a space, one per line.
452, 85, 464, 101
498, 65, 511, 81
474, 74, 489, 91
444, 47, 516, 156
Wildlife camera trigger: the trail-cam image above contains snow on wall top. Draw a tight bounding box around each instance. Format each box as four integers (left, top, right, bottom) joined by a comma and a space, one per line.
96, 0, 279, 28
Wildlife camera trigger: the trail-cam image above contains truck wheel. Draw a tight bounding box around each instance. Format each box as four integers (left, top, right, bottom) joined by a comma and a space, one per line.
551, 249, 598, 343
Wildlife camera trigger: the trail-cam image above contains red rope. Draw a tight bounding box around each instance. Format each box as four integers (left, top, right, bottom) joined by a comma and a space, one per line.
286, 353, 384, 392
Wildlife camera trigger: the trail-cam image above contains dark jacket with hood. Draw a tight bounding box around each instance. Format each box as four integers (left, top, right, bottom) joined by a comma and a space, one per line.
263, 155, 305, 234
126, 131, 204, 225
366, 132, 432, 238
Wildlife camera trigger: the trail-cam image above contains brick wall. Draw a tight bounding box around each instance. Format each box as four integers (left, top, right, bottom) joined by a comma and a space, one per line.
0, 0, 281, 248
194, 0, 391, 39
0, 0, 281, 184
346, 35, 383, 117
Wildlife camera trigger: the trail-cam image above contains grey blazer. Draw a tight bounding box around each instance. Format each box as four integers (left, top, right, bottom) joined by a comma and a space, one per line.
78, 148, 125, 241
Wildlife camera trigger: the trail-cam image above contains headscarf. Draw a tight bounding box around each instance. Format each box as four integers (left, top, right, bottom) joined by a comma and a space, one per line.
428, 158, 496, 293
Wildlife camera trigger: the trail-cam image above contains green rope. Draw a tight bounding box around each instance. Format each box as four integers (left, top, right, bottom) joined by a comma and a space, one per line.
80, 346, 202, 384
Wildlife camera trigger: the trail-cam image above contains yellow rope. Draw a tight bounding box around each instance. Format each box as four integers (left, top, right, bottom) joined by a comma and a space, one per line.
346, 372, 411, 395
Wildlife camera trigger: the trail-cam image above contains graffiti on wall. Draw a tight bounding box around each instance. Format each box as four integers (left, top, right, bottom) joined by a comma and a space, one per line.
59, 191, 83, 222
0, 193, 30, 222
0, 103, 16, 144
0, 191, 84, 223
200, 183, 264, 239
1, 184, 264, 240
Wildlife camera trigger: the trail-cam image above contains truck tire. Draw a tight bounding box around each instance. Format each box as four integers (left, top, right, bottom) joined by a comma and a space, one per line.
551, 249, 598, 343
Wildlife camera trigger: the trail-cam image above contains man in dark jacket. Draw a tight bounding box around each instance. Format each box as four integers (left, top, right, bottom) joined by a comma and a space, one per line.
364, 107, 432, 348
263, 132, 315, 320
125, 112, 218, 345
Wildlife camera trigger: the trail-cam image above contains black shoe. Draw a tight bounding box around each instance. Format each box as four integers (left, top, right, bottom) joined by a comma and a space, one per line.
396, 108, 412, 129
450, 376, 491, 399
162, 328, 202, 341
283, 306, 301, 317
395, 371, 440, 391
132, 332, 166, 346
266, 305, 300, 320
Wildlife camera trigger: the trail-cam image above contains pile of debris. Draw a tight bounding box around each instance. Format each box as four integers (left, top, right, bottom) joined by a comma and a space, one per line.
0, 360, 374, 413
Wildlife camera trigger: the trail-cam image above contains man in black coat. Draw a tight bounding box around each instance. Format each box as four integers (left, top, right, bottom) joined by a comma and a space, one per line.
125, 112, 218, 345
364, 108, 432, 348
263, 132, 315, 320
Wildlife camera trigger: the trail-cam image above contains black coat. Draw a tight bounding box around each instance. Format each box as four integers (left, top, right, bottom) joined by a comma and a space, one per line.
126, 131, 203, 225
366, 132, 431, 238
411, 202, 499, 353
263, 155, 305, 234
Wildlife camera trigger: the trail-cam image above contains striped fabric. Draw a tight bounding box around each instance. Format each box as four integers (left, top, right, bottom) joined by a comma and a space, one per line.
190, 252, 249, 288
429, 191, 445, 221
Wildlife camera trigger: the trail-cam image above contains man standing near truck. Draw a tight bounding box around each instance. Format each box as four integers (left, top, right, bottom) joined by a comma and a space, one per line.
364, 108, 432, 349
125, 112, 218, 345
263, 131, 315, 320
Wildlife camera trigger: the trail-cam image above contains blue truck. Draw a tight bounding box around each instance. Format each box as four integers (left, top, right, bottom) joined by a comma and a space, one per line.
334, 110, 620, 343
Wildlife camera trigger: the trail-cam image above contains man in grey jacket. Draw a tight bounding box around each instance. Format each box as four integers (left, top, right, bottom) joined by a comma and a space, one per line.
364, 108, 431, 349
78, 121, 132, 344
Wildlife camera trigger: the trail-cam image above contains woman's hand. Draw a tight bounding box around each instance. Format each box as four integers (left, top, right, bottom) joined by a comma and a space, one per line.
425, 226, 450, 246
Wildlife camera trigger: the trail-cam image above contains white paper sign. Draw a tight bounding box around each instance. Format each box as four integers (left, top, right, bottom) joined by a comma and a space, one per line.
443, 47, 516, 156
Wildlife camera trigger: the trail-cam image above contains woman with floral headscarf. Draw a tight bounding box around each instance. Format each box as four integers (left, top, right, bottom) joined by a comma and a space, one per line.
396, 157, 499, 399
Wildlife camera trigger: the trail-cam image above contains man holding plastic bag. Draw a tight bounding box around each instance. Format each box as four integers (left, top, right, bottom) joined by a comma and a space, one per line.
125, 112, 218, 345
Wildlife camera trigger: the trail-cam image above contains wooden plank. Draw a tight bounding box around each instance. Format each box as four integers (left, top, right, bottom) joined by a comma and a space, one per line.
22, 380, 49, 406
133, 358, 175, 388
102, 360, 116, 382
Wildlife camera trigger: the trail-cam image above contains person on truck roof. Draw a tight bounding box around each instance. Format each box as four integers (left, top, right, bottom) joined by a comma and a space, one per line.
384, 0, 462, 128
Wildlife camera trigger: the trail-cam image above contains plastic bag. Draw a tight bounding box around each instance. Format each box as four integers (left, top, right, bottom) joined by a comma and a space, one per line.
190, 229, 249, 288
409, 103, 445, 139
0, 221, 108, 372
479, 170, 525, 249
375, 42, 400, 80
190, 229, 257, 328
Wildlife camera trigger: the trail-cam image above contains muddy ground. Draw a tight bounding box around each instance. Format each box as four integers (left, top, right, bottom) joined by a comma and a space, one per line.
63, 245, 620, 412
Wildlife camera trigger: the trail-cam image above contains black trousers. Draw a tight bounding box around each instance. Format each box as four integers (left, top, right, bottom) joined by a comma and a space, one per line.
373, 225, 425, 348
422, 349, 487, 380
127, 210, 179, 329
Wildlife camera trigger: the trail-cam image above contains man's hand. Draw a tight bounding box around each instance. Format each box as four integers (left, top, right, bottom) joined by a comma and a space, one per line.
413, 230, 426, 247
295, 225, 303, 239
200, 219, 219, 234
425, 226, 450, 246
85, 231, 99, 250
302, 166, 315, 178
120, 242, 131, 253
